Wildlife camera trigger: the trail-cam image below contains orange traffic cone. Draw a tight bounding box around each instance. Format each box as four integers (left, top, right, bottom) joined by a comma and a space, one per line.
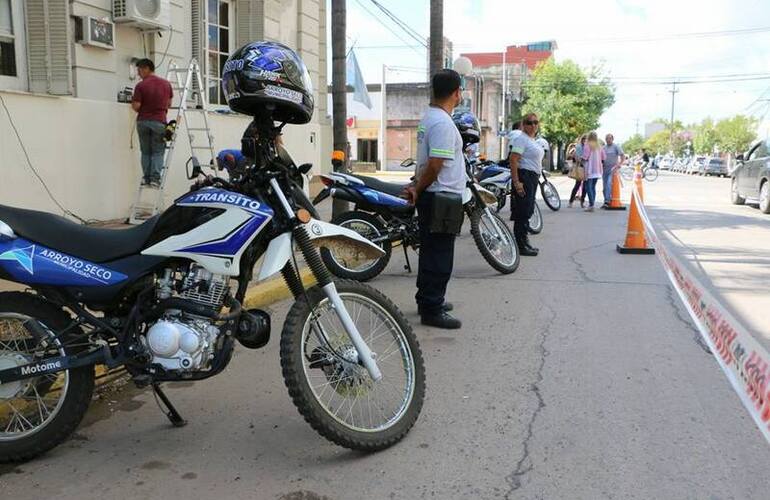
634, 164, 645, 202
606, 168, 626, 210
616, 188, 655, 254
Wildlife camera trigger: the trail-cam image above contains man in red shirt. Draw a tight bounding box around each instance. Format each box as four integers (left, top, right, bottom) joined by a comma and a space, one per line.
132, 59, 173, 188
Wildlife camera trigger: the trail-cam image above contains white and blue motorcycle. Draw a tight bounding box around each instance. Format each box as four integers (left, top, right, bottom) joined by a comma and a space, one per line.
474, 160, 545, 234
0, 42, 425, 462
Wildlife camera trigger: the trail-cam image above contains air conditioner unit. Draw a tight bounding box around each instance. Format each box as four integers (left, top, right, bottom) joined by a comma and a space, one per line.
76, 17, 116, 50
113, 0, 171, 30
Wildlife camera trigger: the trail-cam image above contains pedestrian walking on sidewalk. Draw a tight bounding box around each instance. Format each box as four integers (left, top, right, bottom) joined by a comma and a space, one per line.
569, 134, 587, 208
602, 133, 624, 207
132, 59, 173, 188
509, 112, 543, 256
581, 131, 605, 211
402, 69, 465, 330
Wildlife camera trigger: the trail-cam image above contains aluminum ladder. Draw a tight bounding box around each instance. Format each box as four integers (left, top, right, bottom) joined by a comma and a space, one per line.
128, 59, 215, 224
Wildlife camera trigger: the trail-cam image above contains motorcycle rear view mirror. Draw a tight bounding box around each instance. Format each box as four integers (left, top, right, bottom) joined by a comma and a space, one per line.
186, 156, 203, 180
298, 163, 313, 175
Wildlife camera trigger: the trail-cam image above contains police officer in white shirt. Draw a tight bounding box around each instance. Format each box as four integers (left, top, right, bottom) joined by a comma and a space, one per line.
403, 70, 464, 329
509, 112, 543, 256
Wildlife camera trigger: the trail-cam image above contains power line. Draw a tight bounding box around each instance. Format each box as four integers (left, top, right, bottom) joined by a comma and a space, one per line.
354, 25, 770, 50
352, 0, 423, 57
368, 0, 427, 47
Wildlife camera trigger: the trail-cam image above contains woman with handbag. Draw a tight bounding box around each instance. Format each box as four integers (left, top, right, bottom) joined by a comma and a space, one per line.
569, 134, 587, 208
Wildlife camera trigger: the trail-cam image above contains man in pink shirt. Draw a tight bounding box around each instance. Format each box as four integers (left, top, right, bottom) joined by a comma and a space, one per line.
132, 59, 173, 188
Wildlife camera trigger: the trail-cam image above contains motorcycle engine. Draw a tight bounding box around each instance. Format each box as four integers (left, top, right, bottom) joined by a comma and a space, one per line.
144, 264, 230, 372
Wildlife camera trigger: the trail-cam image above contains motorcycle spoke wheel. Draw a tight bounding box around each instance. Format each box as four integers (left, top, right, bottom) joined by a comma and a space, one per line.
528, 204, 543, 234
542, 182, 561, 211
0, 314, 69, 442
470, 209, 519, 274
281, 281, 425, 451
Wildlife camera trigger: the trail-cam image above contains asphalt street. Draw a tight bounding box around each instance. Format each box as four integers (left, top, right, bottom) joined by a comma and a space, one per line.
2, 173, 770, 499
645, 170, 770, 346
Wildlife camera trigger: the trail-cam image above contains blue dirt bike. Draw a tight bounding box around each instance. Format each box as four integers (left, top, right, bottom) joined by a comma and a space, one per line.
0, 115, 426, 462
313, 158, 519, 281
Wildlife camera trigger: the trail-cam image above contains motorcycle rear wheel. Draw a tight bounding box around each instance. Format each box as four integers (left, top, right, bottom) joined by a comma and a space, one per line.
0, 293, 94, 463
280, 280, 425, 451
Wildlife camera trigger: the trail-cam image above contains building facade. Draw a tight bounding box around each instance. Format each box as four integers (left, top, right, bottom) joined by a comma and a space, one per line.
0, 0, 331, 220
461, 41, 555, 157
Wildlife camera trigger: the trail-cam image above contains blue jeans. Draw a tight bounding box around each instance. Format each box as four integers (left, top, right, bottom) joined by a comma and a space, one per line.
137, 120, 166, 183
602, 169, 613, 203
585, 178, 598, 207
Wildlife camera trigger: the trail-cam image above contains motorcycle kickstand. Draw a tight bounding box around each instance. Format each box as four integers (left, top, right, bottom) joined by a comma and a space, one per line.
152, 383, 187, 427
403, 244, 412, 273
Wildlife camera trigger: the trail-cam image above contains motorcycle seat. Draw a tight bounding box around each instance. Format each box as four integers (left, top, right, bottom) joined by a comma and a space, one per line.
0, 205, 159, 263
350, 174, 410, 198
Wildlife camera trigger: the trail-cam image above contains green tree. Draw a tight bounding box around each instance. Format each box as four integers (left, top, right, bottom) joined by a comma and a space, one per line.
644, 129, 688, 155
522, 59, 615, 167
692, 118, 717, 155
714, 115, 757, 154
622, 134, 645, 155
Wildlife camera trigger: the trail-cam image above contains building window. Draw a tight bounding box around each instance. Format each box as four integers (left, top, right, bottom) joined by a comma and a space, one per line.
0, 0, 17, 77
205, 0, 234, 106
357, 139, 378, 163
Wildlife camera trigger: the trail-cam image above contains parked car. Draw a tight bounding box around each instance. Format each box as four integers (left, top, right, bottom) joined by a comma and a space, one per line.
686, 156, 706, 174
699, 157, 728, 177
731, 140, 770, 213
659, 157, 673, 170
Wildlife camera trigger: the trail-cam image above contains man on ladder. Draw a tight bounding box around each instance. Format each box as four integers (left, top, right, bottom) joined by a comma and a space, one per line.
132, 59, 173, 188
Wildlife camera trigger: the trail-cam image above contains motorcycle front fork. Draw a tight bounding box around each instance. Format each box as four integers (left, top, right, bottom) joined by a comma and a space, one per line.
270, 178, 383, 381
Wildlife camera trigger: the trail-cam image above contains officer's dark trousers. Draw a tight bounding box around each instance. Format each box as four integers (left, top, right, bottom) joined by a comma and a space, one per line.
512, 169, 539, 243
415, 192, 456, 316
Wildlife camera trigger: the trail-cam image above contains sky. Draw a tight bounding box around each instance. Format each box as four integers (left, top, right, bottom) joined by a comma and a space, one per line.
336, 0, 770, 143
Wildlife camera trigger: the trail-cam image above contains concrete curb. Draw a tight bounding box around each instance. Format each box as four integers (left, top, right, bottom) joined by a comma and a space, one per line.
242, 267, 316, 309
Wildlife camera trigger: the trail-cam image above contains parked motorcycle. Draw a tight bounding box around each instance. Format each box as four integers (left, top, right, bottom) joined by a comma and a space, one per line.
0, 41, 425, 462
313, 156, 519, 281
475, 160, 560, 212
474, 160, 545, 234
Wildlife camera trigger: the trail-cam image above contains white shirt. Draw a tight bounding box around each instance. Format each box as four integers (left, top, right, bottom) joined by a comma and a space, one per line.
510, 133, 544, 174
416, 106, 466, 194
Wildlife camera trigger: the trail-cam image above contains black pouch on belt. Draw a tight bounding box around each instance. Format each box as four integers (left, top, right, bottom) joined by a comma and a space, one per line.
429, 191, 464, 234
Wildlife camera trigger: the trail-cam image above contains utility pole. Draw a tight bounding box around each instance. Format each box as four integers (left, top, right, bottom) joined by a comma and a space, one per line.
635, 118, 640, 136
380, 64, 387, 171
429, 0, 443, 79
331, 0, 348, 216
668, 82, 679, 152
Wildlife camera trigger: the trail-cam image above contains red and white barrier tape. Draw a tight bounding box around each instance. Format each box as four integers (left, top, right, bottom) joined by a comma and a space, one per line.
631, 187, 770, 443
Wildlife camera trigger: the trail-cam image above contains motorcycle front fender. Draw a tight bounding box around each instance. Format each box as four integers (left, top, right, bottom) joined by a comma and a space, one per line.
257, 219, 386, 281
464, 184, 498, 206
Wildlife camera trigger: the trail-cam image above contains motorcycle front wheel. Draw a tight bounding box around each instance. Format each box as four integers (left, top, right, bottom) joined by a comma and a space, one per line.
540, 181, 561, 211
320, 211, 392, 282
528, 203, 544, 234
280, 280, 425, 451
470, 208, 519, 274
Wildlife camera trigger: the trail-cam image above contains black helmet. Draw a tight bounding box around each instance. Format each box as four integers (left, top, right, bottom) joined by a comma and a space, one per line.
222, 41, 314, 124
452, 110, 480, 146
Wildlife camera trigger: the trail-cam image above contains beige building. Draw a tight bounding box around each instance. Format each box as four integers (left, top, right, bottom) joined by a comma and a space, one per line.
0, 0, 331, 221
